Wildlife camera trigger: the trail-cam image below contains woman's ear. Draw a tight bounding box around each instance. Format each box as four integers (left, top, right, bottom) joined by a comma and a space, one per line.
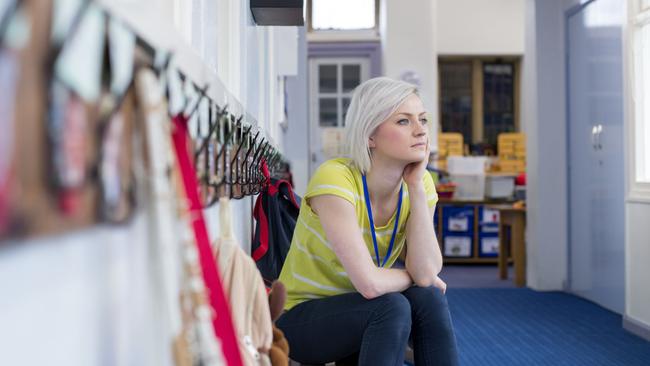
368, 136, 376, 148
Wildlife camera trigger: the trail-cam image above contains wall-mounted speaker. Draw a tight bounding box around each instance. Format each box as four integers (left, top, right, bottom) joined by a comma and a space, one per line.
250, 0, 304, 26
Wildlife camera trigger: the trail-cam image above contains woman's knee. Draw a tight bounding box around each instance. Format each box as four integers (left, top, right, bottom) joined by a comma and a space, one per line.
369, 292, 412, 328
404, 286, 451, 319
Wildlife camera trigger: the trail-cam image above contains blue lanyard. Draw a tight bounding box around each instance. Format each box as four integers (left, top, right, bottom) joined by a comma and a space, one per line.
362, 175, 403, 267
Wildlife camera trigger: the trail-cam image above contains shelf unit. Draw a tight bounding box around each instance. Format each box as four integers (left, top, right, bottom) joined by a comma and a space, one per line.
435, 198, 515, 264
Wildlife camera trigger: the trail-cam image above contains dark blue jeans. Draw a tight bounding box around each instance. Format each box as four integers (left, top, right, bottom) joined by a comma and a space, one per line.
276, 286, 459, 366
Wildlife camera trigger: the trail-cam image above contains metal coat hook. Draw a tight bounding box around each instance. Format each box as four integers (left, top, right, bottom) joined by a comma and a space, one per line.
183, 83, 209, 120
230, 125, 251, 167
154, 50, 173, 77
240, 130, 260, 195
268, 152, 281, 174
224, 117, 242, 187
248, 142, 267, 194
263, 146, 275, 167
240, 130, 259, 180
203, 108, 230, 207
245, 139, 266, 190
251, 141, 269, 174
229, 124, 253, 200
214, 111, 236, 162
209, 112, 237, 188
194, 103, 222, 159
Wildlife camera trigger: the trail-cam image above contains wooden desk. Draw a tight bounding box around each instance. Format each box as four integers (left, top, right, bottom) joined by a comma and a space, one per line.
488, 205, 527, 287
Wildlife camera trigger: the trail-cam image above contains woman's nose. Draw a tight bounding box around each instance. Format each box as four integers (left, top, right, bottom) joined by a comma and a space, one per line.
413, 122, 427, 136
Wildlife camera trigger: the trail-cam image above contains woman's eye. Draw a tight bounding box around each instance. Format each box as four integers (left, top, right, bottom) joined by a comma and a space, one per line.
420, 118, 429, 124
397, 119, 409, 125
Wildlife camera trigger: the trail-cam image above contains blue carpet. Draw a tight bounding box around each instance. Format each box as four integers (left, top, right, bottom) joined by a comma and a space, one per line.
446, 288, 650, 365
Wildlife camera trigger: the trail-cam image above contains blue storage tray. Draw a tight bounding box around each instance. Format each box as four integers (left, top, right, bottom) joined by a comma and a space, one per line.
442, 205, 475, 235
478, 206, 500, 234
478, 232, 500, 257
442, 234, 474, 258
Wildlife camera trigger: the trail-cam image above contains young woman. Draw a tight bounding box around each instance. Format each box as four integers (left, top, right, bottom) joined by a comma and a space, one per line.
277, 77, 459, 366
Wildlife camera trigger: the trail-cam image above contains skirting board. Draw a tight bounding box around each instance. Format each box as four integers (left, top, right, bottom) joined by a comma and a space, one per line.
623, 315, 650, 342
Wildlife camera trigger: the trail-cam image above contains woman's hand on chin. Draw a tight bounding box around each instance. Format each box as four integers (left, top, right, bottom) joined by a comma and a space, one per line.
402, 139, 429, 188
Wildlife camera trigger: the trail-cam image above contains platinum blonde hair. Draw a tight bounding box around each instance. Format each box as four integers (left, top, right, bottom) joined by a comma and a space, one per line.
343, 77, 419, 174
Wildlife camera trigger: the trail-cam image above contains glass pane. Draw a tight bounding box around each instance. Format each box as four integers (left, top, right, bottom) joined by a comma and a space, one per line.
483, 63, 515, 148
439, 61, 473, 144
342, 97, 351, 126
319, 64, 337, 93
312, 0, 375, 30
342, 65, 361, 93
319, 98, 338, 127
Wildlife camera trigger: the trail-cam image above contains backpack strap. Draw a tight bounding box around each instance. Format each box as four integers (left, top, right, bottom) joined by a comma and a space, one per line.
252, 193, 269, 261
272, 179, 300, 210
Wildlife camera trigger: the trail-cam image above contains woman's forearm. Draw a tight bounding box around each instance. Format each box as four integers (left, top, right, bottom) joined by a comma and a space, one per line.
362, 267, 413, 299
405, 185, 443, 286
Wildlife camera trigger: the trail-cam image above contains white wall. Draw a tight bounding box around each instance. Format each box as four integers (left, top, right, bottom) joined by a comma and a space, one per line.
283, 27, 310, 196
623, 0, 650, 338
380, 0, 439, 128
625, 203, 650, 334
0, 214, 170, 365
0, 0, 296, 364
522, 0, 576, 291
437, 0, 526, 55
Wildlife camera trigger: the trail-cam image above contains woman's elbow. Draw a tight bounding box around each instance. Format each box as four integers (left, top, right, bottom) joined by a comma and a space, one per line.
356, 280, 380, 300
410, 265, 440, 288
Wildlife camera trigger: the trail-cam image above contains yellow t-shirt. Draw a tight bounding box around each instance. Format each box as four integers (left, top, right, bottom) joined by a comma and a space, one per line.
279, 158, 438, 310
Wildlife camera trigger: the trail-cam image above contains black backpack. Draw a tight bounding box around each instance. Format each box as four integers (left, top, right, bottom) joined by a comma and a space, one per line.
252, 174, 301, 286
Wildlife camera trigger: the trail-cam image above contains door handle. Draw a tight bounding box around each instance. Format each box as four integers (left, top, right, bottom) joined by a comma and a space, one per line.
591, 124, 603, 151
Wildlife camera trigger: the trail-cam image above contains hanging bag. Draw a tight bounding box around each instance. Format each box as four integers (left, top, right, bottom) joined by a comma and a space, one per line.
251, 161, 301, 285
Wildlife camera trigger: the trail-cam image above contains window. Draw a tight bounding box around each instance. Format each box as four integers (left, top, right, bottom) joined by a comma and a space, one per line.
308, 0, 378, 32
630, 0, 650, 194
483, 63, 515, 146
439, 57, 520, 153
311, 58, 368, 127
439, 62, 473, 144
308, 57, 370, 173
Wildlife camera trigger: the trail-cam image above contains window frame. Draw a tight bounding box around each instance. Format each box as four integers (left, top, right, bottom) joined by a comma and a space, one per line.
627, 0, 650, 203
306, 0, 380, 41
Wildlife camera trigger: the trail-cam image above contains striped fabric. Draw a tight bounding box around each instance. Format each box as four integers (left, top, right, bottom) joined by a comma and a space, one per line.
279, 158, 438, 310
